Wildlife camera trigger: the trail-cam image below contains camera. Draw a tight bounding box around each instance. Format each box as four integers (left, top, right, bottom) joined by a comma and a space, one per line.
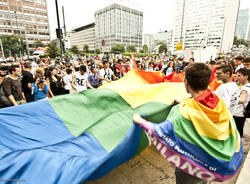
38, 76, 45, 83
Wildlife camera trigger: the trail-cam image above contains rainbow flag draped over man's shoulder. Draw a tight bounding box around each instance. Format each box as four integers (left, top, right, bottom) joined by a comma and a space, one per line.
139, 90, 243, 182
0, 70, 243, 183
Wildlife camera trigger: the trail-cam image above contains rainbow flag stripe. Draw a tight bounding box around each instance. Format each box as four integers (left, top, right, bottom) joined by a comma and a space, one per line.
0, 70, 243, 183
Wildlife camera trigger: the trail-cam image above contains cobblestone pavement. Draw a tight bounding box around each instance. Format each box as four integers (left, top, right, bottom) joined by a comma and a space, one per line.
86, 121, 250, 184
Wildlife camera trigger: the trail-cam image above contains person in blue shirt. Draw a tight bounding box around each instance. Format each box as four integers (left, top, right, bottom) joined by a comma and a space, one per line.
88, 66, 100, 88
32, 74, 48, 101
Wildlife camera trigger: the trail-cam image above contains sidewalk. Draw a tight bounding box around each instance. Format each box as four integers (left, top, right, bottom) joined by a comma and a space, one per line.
86, 120, 250, 184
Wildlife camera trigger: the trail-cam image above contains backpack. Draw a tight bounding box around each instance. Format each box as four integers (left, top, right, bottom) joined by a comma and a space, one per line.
0, 82, 12, 107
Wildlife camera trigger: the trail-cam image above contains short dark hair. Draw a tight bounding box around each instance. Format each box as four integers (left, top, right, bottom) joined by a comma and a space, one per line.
79, 65, 87, 72
185, 63, 212, 91
216, 65, 233, 77
190, 58, 195, 62
66, 68, 72, 74
103, 60, 109, 65
243, 57, 250, 63
237, 68, 250, 81
23, 62, 32, 69
8, 65, 19, 74
235, 56, 244, 61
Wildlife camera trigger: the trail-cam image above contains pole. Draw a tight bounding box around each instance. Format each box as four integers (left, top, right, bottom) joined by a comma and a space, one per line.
0, 39, 5, 58
55, 0, 63, 57
220, 17, 226, 54
62, 6, 68, 57
14, 11, 22, 57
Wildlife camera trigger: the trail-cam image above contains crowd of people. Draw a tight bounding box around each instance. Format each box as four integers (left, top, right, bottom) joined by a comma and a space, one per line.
0, 54, 250, 135
1, 54, 250, 184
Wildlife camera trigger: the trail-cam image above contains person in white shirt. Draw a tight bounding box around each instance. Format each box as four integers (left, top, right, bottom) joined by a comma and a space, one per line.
215, 65, 240, 115
62, 68, 73, 94
99, 61, 117, 85
233, 68, 250, 137
235, 56, 244, 73
72, 65, 93, 92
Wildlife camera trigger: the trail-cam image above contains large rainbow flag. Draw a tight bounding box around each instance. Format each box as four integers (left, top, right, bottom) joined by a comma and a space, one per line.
0, 70, 243, 183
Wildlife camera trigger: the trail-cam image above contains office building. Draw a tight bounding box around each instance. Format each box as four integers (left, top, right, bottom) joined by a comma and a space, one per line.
95, 3, 143, 52
0, 0, 50, 53
70, 23, 95, 51
143, 34, 154, 53
172, 0, 240, 53
235, 9, 249, 40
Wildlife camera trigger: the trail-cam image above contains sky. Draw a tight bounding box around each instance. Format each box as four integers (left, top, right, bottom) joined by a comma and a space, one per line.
47, 0, 250, 40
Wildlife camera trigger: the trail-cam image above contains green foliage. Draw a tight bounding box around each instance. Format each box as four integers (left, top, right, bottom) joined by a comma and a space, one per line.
34, 40, 45, 48
83, 45, 89, 54
70, 45, 80, 55
156, 41, 165, 46
234, 36, 247, 46
126, 45, 136, 52
158, 43, 168, 54
0, 34, 25, 57
142, 45, 148, 53
111, 44, 125, 54
47, 41, 60, 58
95, 48, 101, 54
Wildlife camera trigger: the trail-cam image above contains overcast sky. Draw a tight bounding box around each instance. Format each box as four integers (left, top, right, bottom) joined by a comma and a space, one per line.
47, 0, 250, 40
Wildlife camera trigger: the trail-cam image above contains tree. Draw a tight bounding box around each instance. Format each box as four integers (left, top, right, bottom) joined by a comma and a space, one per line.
47, 41, 60, 58
34, 40, 45, 48
159, 43, 168, 54
126, 45, 136, 52
95, 48, 101, 54
142, 44, 148, 53
0, 34, 24, 57
83, 45, 89, 54
70, 45, 80, 55
111, 44, 125, 54
234, 36, 247, 46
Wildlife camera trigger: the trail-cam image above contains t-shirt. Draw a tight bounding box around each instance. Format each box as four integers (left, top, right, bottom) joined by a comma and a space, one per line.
215, 82, 240, 114
75, 72, 88, 92
63, 74, 72, 91
88, 72, 100, 88
32, 83, 48, 101
233, 83, 250, 117
165, 67, 174, 76
3, 77, 23, 101
99, 68, 114, 84
22, 70, 34, 94
235, 64, 244, 73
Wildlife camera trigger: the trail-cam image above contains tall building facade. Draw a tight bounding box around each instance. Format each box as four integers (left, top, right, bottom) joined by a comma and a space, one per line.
172, 0, 240, 53
154, 30, 172, 52
70, 23, 95, 51
0, 0, 50, 53
248, 24, 250, 41
95, 4, 143, 52
143, 34, 154, 53
235, 9, 249, 40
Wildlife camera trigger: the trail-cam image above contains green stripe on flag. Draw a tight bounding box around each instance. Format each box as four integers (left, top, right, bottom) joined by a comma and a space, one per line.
168, 105, 236, 161
49, 89, 172, 153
